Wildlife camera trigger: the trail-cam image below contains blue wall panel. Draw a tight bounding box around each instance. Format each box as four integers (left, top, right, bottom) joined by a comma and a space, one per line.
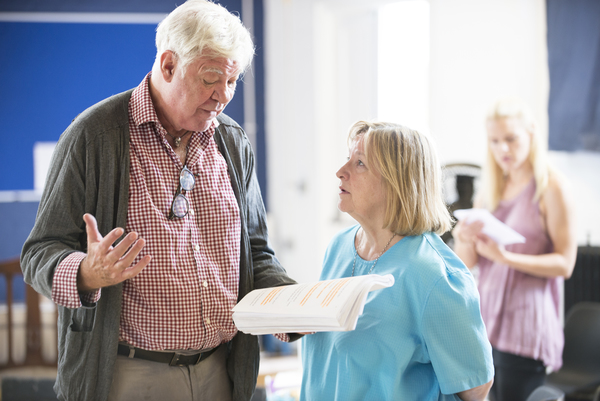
0, 2, 263, 304
0, 21, 157, 190
0, 20, 244, 190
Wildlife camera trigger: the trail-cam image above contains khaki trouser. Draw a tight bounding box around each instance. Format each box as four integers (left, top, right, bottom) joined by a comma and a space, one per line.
107, 345, 232, 401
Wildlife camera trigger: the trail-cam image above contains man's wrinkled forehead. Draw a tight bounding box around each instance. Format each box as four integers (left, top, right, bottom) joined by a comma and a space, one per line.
201, 67, 224, 75
197, 63, 242, 79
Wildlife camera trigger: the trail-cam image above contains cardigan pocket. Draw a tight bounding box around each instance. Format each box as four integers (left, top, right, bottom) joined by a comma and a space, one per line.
70, 305, 96, 332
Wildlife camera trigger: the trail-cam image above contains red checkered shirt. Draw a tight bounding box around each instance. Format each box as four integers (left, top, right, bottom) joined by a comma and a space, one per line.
52, 74, 241, 351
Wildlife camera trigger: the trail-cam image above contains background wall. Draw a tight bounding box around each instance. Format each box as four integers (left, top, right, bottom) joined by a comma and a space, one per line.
0, 0, 598, 288
264, 0, 600, 285
0, 20, 161, 191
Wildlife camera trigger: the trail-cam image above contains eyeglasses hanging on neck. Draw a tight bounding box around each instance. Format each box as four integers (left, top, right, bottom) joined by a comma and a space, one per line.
169, 165, 196, 219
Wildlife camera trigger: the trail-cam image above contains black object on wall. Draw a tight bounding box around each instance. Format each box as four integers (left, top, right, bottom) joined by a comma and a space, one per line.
547, 0, 600, 152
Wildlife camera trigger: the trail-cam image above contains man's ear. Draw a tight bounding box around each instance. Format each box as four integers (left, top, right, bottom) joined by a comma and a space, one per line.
159, 50, 177, 82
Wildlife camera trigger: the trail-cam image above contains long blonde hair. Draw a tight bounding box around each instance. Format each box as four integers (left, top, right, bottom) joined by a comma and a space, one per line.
483, 97, 550, 210
348, 121, 452, 236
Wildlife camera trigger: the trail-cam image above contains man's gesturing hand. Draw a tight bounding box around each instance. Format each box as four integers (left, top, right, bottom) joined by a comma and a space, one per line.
77, 213, 151, 292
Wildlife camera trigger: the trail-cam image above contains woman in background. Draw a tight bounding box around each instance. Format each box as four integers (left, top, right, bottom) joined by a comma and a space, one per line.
453, 98, 577, 401
301, 121, 494, 401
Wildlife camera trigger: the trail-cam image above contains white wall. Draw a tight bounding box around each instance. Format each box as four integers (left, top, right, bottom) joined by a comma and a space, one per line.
429, 0, 549, 166
265, 0, 381, 284
265, 0, 600, 284
548, 151, 600, 246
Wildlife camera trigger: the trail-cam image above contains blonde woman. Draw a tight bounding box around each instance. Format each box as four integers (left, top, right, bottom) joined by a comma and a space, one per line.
301, 121, 494, 401
453, 98, 577, 401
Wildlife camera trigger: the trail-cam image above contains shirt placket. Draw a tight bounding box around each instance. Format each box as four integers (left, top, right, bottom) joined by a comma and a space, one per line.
186, 132, 217, 349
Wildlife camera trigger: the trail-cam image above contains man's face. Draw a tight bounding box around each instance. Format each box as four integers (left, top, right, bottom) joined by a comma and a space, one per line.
158, 54, 242, 134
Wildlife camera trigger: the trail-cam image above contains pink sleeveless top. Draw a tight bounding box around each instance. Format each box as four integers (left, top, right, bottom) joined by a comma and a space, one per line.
478, 179, 563, 371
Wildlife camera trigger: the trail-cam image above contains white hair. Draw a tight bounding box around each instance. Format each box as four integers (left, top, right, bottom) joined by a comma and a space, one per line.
155, 0, 255, 73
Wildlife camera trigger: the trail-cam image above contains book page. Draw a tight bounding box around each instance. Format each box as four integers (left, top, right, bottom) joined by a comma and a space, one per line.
454, 208, 526, 245
232, 274, 395, 334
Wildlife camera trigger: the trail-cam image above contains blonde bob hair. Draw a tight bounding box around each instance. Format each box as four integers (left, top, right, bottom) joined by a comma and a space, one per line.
483, 97, 550, 211
155, 0, 255, 74
348, 121, 452, 236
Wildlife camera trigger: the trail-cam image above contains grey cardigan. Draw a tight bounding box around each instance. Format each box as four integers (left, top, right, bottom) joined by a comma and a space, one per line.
21, 89, 297, 401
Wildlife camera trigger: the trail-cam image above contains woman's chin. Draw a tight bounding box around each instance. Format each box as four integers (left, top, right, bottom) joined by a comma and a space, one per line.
337, 202, 351, 215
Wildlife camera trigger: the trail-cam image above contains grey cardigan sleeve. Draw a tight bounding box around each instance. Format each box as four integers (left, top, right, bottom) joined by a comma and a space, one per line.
21, 91, 132, 302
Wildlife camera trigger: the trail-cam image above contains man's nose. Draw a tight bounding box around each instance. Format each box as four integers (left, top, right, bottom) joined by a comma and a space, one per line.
212, 82, 233, 105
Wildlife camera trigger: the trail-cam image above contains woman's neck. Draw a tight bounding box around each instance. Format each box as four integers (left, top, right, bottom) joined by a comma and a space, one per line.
503, 162, 534, 199
356, 226, 401, 261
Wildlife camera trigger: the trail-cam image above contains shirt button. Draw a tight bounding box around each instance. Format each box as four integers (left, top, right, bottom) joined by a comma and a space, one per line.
194, 244, 200, 251
189, 208, 195, 215
206, 318, 211, 324
202, 280, 208, 288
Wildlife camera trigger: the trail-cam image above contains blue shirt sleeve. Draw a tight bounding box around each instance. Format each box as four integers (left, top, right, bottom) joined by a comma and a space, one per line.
421, 269, 494, 395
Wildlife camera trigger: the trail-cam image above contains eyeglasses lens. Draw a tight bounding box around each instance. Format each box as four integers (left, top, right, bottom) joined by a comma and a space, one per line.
171, 194, 189, 218
180, 167, 195, 191
170, 166, 196, 219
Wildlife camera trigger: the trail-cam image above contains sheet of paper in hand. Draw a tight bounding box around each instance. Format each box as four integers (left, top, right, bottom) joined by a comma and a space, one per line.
454, 208, 526, 245
231, 274, 395, 335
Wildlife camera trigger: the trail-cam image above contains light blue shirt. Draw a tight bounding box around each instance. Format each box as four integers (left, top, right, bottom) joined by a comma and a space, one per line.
300, 225, 493, 401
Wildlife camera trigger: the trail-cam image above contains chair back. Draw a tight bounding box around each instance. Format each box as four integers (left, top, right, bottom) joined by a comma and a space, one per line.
526, 385, 565, 401
562, 302, 600, 378
0, 257, 57, 370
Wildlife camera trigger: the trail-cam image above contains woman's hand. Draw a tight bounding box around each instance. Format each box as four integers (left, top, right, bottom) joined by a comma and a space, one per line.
452, 220, 484, 268
454, 220, 484, 245
471, 174, 577, 279
475, 234, 506, 264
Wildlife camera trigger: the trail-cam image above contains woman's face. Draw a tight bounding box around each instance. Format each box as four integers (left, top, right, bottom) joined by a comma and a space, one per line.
486, 117, 532, 174
336, 137, 387, 223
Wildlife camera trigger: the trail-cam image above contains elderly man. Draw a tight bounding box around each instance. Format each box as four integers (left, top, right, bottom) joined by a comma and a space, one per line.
21, 1, 298, 400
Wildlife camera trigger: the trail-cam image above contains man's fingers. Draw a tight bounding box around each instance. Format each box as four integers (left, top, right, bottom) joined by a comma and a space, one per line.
121, 255, 152, 280
114, 237, 147, 270
80, 217, 150, 289
83, 213, 103, 243
84, 213, 124, 249
111, 232, 140, 261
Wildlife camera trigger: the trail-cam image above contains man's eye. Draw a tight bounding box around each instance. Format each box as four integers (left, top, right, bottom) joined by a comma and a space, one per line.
228, 80, 237, 87
204, 80, 217, 85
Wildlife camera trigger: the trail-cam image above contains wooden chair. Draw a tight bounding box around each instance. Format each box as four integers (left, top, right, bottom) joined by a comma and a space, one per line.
0, 257, 57, 370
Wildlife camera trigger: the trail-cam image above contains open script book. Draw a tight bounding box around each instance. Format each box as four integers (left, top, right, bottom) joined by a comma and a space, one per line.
232, 274, 395, 335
